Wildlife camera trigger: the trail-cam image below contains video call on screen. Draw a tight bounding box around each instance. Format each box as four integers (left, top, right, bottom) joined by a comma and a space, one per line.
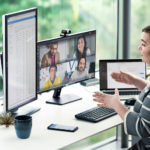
37, 31, 96, 92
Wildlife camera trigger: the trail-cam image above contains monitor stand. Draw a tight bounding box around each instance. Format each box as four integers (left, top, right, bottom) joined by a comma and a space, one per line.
46, 88, 82, 105
11, 106, 41, 116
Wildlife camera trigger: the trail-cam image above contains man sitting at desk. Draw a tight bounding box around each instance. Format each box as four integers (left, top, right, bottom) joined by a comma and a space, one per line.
41, 42, 60, 67
44, 64, 61, 90
71, 57, 88, 81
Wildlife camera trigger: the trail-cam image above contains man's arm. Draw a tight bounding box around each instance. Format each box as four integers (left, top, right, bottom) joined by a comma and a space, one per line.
41, 54, 47, 67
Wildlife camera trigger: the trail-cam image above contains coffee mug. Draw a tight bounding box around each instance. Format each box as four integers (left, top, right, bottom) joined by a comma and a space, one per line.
14, 115, 32, 139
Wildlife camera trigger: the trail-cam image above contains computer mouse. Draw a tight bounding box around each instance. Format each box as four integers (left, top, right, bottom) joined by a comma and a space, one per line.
124, 98, 136, 106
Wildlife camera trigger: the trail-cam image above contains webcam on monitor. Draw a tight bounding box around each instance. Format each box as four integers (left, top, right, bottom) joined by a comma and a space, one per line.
60, 29, 71, 37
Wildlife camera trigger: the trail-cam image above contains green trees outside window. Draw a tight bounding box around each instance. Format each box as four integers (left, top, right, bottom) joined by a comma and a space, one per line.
0, 0, 117, 62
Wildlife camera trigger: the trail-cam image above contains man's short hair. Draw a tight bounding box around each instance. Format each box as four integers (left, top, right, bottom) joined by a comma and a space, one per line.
50, 42, 58, 49
49, 64, 57, 72
46, 42, 58, 49
77, 57, 86, 71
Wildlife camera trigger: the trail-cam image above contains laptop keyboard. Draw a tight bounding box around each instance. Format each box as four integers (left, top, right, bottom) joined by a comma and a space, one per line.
75, 106, 117, 122
103, 90, 140, 95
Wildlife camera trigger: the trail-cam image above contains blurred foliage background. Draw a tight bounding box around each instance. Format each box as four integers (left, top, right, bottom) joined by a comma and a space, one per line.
0, 0, 117, 62
0, 0, 150, 59
130, 0, 150, 58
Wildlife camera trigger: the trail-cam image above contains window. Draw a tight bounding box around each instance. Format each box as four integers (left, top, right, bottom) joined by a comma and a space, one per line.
0, 0, 117, 64
130, 0, 150, 58
0, 0, 117, 96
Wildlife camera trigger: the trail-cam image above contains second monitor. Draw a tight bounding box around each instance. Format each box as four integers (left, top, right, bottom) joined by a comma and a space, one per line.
37, 30, 96, 105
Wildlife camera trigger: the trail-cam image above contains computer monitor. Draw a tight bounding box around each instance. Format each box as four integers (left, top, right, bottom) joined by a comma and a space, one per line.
0, 53, 3, 74
0, 53, 3, 101
37, 30, 96, 105
2, 8, 40, 115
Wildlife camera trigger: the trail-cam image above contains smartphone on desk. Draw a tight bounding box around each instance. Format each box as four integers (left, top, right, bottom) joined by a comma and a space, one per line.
47, 123, 78, 132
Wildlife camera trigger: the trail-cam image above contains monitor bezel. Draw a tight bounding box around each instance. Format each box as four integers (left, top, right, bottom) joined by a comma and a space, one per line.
99, 59, 146, 91
3, 8, 38, 112
0, 53, 2, 73
37, 30, 96, 94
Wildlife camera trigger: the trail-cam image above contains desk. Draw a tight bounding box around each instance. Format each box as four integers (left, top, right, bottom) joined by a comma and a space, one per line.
0, 83, 123, 150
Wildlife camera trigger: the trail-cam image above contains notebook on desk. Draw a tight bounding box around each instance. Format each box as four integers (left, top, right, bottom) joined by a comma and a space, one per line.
99, 59, 146, 99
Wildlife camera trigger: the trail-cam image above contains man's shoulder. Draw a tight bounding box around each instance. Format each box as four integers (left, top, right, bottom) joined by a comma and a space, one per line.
43, 52, 51, 58
56, 76, 61, 81
72, 70, 78, 76
55, 51, 60, 57
44, 77, 50, 85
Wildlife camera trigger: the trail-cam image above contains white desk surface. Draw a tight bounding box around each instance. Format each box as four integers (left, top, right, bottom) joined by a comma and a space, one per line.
0, 83, 123, 150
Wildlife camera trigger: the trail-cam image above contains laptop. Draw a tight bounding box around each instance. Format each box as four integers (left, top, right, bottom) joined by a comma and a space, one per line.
99, 59, 146, 99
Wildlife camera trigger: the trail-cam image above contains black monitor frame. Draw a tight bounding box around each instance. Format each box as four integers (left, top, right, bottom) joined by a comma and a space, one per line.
0, 53, 3, 100
37, 30, 96, 105
0, 53, 3, 73
3, 8, 38, 114
0, 53, 3, 75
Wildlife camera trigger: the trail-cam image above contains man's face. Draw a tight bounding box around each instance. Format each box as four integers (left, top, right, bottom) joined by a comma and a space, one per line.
50, 44, 58, 56
49, 67, 56, 80
138, 32, 150, 64
78, 58, 86, 73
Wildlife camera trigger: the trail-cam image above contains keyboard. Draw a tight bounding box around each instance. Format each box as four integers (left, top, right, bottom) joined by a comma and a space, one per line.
103, 90, 140, 95
102, 90, 140, 99
75, 106, 117, 122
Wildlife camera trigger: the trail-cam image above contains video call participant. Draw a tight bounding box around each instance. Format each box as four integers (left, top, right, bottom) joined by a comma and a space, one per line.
44, 64, 61, 90
93, 25, 150, 150
71, 57, 88, 81
41, 42, 60, 67
73, 36, 91, 60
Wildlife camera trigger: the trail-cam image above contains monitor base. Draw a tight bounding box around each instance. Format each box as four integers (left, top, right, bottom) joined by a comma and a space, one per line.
80, 78, 99, 86
13, 106, 41, 116
46, 94, 82, 105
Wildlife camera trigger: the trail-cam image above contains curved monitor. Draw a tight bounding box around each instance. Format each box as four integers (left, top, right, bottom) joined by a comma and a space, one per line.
37, 30, 96, 104
3, 8, 39, 114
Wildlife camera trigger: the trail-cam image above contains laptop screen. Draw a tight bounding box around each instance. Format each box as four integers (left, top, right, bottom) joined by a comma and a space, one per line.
99, 59, 146, 91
